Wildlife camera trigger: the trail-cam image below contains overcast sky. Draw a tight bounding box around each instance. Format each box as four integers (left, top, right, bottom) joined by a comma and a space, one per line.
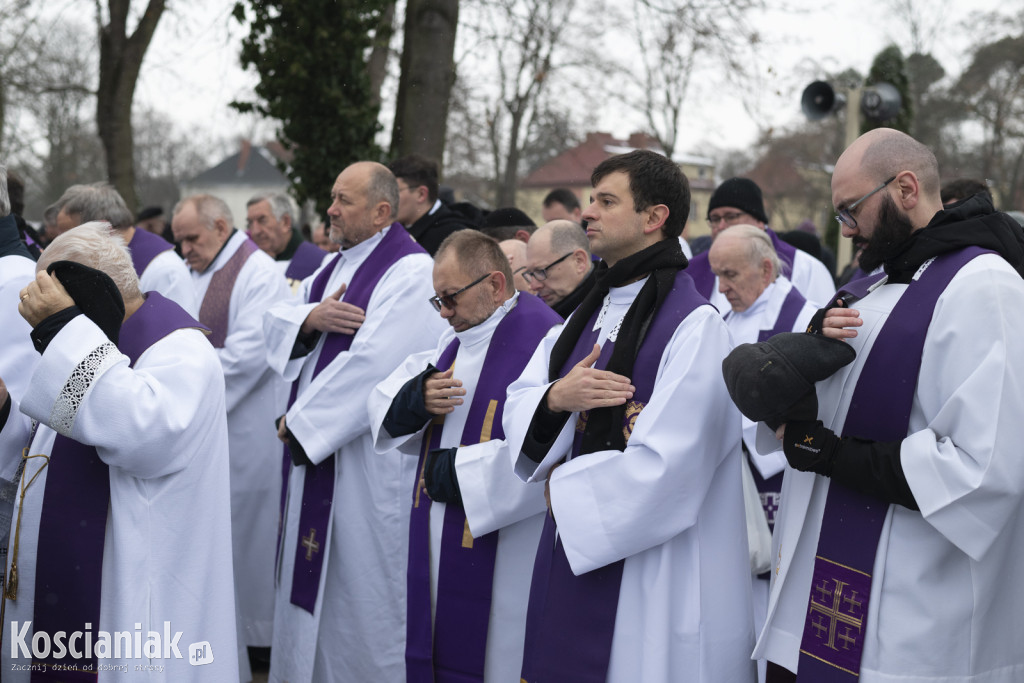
131, 0, 1012, 160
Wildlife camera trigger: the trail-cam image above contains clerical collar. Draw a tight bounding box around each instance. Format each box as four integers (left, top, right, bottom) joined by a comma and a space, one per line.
454, 291, 519, 348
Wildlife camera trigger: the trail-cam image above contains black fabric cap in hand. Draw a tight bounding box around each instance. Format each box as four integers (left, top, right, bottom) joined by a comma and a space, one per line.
46, 260, 125, 344
424, 447, 462, 506
722, 332, 855, 429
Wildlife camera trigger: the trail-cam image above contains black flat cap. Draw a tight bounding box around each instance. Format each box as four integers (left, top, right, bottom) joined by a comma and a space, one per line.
722, 332, 856, 429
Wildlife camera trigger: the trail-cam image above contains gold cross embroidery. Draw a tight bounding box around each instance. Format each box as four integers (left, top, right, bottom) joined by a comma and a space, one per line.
302, 528, 321, 561
808, 578, 864, 651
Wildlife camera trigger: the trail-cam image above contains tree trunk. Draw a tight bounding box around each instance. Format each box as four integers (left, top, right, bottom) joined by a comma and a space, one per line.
390, 0, 459, 165
96, 0, 165, 213
367, 1, 396, 109
497, 105, 525, 208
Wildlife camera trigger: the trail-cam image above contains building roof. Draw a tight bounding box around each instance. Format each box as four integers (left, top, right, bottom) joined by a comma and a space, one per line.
188, 141, 289, 186
521, 131, 716, 190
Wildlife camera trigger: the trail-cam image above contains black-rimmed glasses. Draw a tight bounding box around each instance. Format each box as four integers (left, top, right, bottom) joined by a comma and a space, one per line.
836, 176, 897, 229
522, 252, 573, 284
428, 272, 493, 311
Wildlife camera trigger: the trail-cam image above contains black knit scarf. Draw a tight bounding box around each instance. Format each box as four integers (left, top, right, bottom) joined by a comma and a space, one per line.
548, 238, 687, 454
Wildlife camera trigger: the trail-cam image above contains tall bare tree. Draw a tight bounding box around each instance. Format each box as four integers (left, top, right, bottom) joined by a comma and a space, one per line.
390, 0, 459, 162
95, 0, 166, 212
629, 0, 762, 158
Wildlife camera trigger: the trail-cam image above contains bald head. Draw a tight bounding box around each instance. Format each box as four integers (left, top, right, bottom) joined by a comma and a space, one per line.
525, 220, 593, 306
328, 161, 399, 249
708, 224, 779, 313
500, 239, 530, 291
833, 128, 943, 229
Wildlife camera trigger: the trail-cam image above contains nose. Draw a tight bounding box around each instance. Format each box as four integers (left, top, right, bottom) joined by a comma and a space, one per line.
527, 277, 543, 293
840, 223, 857, 239
581, 201, 597, 223
327, 201, 340, 218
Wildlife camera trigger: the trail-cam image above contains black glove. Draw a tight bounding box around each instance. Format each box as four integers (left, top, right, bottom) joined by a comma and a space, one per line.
783, 420, 918, 510
424, 447, 462, 505
47, 260, 125, 344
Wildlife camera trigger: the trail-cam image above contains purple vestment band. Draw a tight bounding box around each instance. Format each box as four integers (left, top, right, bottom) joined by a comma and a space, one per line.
284, 240, 328, 282
31, 293, 204, 682
198, 237, 258, 348
520, 271, 708, 683
796, 247, 990, 681
289, 224, 426, 614
758, 285, 809, 342
407, 294, 561, 683
127, 227, 174, 279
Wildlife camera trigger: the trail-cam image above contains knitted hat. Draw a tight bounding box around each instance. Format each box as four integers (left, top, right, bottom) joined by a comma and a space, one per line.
707, 178, 768, 224
721, 332, 855, 430
481, 207, 536, 229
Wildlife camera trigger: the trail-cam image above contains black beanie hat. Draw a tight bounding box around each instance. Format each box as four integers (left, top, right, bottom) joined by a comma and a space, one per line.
707, 177, 768, 224
481, 207, 536, 229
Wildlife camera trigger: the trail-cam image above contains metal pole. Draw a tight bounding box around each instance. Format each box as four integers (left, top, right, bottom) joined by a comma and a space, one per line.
836, 87, 862, 275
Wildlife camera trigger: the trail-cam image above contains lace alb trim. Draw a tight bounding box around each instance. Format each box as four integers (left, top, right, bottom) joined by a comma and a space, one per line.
49, 342, 120, 437
594, 297, 624, 342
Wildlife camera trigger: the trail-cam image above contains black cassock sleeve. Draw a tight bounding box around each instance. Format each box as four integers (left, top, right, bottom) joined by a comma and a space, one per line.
381, 364, 439, 438
522, 385, 571, 464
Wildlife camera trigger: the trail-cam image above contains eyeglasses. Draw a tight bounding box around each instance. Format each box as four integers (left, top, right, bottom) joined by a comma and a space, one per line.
836, 176, 897, 229
707, 211, 747, 226
428, 272, 493, 311
522, 252, 573, 284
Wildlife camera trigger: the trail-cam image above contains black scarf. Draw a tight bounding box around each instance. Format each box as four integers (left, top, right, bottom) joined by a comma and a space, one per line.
548, 238, 687, 454
884, 194, 1024, 283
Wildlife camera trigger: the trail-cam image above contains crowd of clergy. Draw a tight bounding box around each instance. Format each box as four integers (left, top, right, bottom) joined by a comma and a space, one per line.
1, 124, 1024, 683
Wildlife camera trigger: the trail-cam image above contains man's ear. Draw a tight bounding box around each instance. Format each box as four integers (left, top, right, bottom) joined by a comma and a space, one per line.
894, 171, 921, 211
414, 185, 430, 205
374, 201, 393, 226
643, 204, 670, 235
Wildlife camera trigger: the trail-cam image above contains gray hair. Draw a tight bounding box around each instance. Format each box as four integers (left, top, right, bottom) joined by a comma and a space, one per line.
37, 221, 142, 301
435, 230, 514, 297
0, 164, 9, 217
54, 183, 134, 230
545, 219, 590, 256
366, 164, 399, 221
173, 194, 235, 231
718, 224, 783, 282
246, 192, 295, 223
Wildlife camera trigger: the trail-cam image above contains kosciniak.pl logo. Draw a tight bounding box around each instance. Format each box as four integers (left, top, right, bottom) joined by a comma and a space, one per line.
9, 622, 214, 666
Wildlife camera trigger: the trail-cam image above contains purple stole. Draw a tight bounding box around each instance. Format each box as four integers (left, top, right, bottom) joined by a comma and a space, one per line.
284, 240, 328, 282
288, 225, 426, 613
31, 293, 205, 681
127, 227, 174, 278
796, 247, 990, 681
690, 228, 797, 300
198, 237, 259, 348
519, 271, 708, 683
406, 294, 561, 683
749, 284, 810, 536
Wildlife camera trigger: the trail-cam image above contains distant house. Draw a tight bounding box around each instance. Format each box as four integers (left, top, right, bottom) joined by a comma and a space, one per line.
518, 132, 717, 237
180, 141, 291, 229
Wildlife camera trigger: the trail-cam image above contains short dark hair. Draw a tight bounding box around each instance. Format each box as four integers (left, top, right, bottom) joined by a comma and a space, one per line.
543, 188, 580, 212
940, 177, 993, 206
591, 150, 690, 238
435, 230, 515, 296
388, 154, 440, 203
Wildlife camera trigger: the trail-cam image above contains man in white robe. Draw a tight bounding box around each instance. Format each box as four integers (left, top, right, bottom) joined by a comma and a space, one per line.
0, 164, 39, 589
245, 192, 329, 293
265, 161, 447, 682
708, 224, 816, 683
756, 129, 1024, 682
1, 223, 238, 682
369, 231, 561, 682
503, 150, 755, 683
53, 183, 197, 315
172, 194, 289, 659
689, 177, 836, 309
